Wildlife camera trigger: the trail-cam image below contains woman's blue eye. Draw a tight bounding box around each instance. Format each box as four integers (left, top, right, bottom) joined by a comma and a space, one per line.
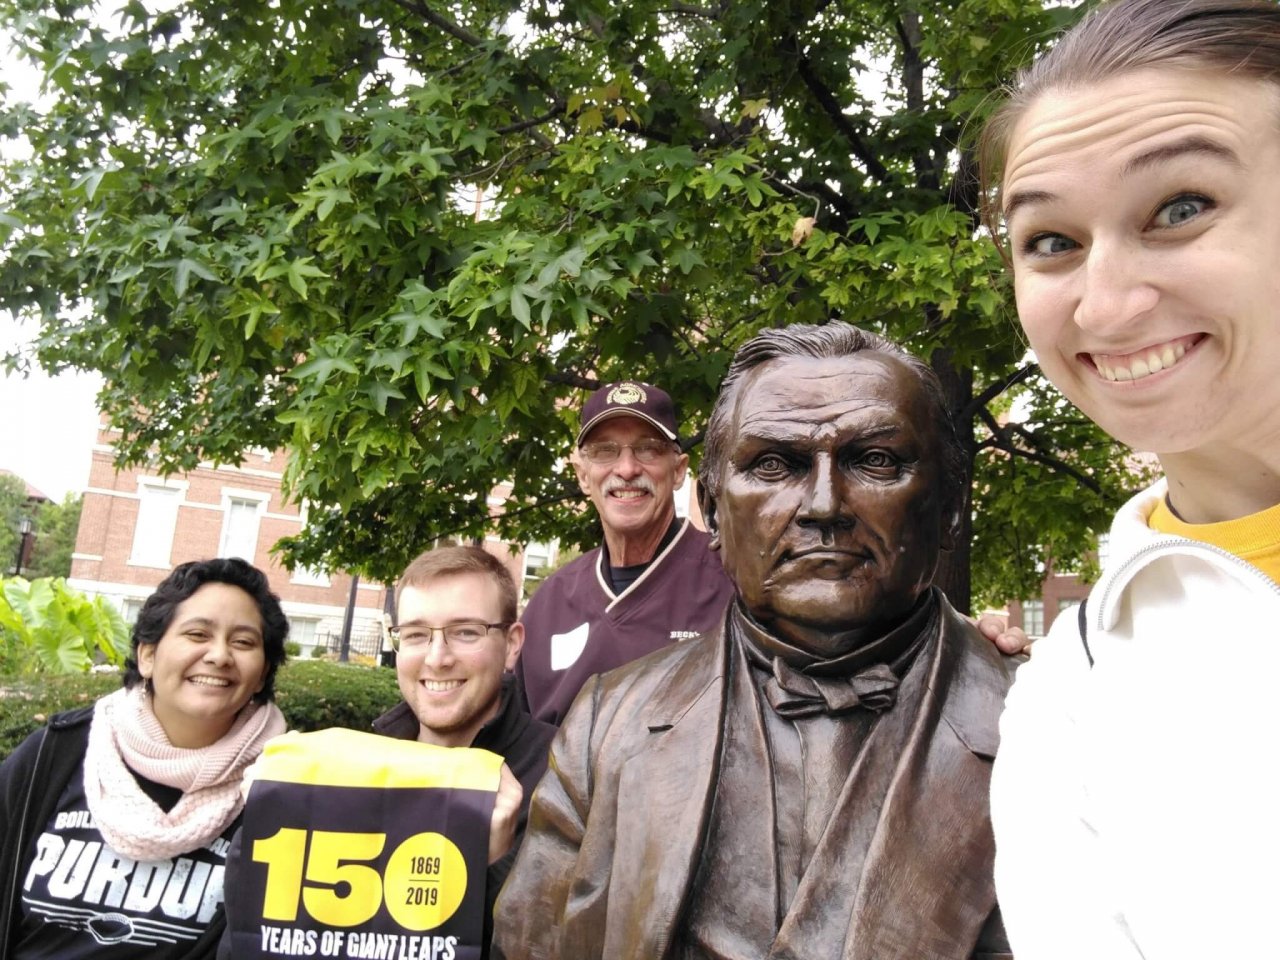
1154, 196, 1208, 227
1029, 233, 1075, 256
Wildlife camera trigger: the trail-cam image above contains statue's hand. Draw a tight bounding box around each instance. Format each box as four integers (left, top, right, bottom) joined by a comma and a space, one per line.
974, 614, 1031, 655
490, 763, 523, 865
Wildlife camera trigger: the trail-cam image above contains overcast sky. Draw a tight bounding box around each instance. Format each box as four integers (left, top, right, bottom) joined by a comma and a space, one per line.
0, 318, 102, 502
1, 33, 102, 503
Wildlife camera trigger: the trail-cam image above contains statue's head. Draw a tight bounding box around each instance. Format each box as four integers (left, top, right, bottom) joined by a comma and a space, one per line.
699, 322, 964, 658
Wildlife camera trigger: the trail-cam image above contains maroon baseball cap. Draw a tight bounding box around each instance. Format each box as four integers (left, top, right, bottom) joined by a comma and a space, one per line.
576, 381, 679, 445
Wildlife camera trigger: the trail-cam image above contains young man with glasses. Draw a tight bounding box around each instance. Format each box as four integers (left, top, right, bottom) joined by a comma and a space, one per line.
516, 381, 737, 725
373, 545, 556, 949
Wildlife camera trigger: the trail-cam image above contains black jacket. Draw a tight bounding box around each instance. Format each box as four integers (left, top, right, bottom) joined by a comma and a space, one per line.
0, 705, 229, 960
373, 674, 555, 955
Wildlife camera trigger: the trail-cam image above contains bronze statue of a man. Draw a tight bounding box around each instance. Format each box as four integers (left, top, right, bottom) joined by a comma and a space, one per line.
493, 323, 1016, 960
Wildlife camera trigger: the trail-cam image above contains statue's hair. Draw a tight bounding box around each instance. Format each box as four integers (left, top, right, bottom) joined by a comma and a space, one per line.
980, 0, 1280, 246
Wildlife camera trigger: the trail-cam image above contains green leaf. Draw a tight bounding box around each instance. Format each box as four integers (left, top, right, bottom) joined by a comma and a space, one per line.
365, 381, 406, 415
286, 258, 328, 298
510, 285, 531, 329
289, 355, 359, 386
173, 257, 217, 297
669, 247, 705, 274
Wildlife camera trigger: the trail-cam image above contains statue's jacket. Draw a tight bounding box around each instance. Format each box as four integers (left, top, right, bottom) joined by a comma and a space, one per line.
494, 592, 1017, 960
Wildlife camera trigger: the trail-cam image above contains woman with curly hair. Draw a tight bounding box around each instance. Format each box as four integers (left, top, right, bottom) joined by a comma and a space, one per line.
0, 557, 288, 959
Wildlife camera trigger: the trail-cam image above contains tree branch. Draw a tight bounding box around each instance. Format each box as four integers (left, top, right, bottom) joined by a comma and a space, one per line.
960, 362, 1037, 424
656, 3, 719, 19
496, 105, 567, 135
772, 174, 857, 223
386, 0, 561, 148
793, 54, 890, 184
977, 406, 1105, 495
893, 12, 939, 192
388, 0, 485, 48
545, 371, 601, 390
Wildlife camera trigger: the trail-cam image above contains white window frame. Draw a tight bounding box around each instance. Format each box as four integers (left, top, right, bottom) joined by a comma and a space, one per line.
1022, 599, 1046, 638
128, 478, 188, 569
287, 616, 320, 649
218, 488, 270, 561
290, 499, 331, 586
523, 541, 555, 585
1096, 533, 1111, 568
121, 598, 147, 625
291, 565, 331, 587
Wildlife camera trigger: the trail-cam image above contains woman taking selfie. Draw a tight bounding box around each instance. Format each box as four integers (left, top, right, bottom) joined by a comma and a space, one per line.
0, 558, 288, 958
980, 0, 1280, 956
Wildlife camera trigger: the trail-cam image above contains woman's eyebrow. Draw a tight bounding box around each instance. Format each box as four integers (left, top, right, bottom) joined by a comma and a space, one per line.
1121, 134, 1241, 178
1003, 188, 1055, 223
1003, 136, 1241, 222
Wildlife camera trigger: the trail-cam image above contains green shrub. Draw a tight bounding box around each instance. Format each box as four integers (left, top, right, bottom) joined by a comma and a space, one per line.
0, 660, 402, 762
272, 660, 401, 733
0, 672, 121, 761
284, 641, 302, 657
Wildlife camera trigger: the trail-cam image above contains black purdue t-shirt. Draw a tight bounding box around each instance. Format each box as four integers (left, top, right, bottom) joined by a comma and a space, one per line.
15, 763, 235, 959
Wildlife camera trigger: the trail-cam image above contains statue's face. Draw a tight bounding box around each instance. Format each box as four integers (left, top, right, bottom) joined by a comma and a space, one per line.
707, 352, 952, 657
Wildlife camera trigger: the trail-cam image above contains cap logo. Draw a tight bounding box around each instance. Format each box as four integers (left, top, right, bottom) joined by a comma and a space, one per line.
607, 383, 646, 406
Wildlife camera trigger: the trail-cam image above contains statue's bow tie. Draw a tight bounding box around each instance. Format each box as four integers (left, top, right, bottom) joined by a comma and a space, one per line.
764, 658, 899, 719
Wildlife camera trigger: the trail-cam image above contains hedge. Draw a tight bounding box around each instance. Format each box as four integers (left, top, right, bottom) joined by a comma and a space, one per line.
0, 659, 403, 762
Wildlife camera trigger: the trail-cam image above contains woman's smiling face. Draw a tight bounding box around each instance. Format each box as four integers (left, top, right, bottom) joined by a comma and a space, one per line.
1003, 67, 1280, 465
138, 581, 267, 748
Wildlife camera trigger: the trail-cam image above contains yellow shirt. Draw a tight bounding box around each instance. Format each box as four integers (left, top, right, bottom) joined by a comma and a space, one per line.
1149, 496, 1280, 583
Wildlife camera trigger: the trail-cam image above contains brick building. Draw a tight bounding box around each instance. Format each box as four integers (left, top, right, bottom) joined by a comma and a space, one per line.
68, 423, 392, 657
1005, 535, 1109, 640
66, 423, 574, 656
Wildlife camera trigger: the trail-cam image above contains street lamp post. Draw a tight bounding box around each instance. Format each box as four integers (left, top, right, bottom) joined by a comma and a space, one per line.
13, 516, 33, 577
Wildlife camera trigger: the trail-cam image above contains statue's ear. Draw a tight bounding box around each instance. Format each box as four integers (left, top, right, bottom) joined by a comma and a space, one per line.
940, 491, 963, 552
699, 484, 721, 550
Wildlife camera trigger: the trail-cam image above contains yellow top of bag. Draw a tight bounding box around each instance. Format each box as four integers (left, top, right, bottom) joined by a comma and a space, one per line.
253, 728, 504, 792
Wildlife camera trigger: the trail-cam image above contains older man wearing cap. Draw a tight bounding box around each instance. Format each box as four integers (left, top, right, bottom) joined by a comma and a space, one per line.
516, 381, 737, 725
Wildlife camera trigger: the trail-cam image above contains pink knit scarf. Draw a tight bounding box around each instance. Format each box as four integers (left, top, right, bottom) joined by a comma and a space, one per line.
83, 685, 286, 861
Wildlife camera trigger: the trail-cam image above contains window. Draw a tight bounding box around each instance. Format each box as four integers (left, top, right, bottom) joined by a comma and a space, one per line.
288, 617, 319, 648
130, 482, 184, 568
523, 541, 554, 590
1022, 600, 1045, 638
291, 499, 331, 585
291, 565, 331, 587
1058, 598, 1077, 613
121, 599, 146, 624
1096, 533, 1111, 568
219, 493, 266, 560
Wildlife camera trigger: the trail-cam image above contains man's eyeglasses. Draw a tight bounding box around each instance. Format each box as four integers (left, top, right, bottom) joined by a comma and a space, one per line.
578, 439, 675, 464
388, 621, 510, 652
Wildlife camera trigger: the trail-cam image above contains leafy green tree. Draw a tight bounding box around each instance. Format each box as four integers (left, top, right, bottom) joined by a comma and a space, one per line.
0, 473, 26, 574
0, 0, 1140, 610
26, 494, 82, 580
